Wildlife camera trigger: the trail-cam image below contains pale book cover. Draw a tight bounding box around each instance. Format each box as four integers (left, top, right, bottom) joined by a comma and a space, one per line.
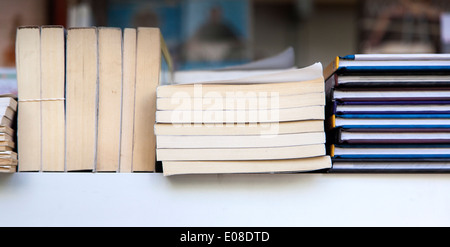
157, 144, 325, 161
66, 28, 98, 171
97, 27, 122, 172
0, 97, 17, 111
156, 105, 325, 124
41, 26, 65, 172
156, 78, 324, 98
119, 28, 136, 173
157, 92, 324, 111
154, 120, 324, 136
156, 132, 325, 148
133, 27, 168, 172
15, 26, 41, 171
163, 156, 332, 176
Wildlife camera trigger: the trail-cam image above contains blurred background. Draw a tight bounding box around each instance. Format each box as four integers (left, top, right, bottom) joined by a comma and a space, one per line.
2, 0, 450, 70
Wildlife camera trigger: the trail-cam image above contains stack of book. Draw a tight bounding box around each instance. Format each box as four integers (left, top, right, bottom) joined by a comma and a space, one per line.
155, 63, 332, 175
0, 97, 17, 173
325, 54, 450, 172
15, 25, 172, 172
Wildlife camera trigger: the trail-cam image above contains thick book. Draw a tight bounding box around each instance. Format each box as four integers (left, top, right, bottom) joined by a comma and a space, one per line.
330, 159, 450, 173
156, 105, 325, 124
329, 114, 450, 129
157, 77, 324, 98
119, 28, 137, 173
331, 144, 450, 159
0, 97, 17, 111
332, 89, 450, 101
0, 116, 12, 128
324, 54, 450, 80
0, 133, 13, 142
41, 25, 65, 172
0, 126, 14, 137
0, 140, 14, 151
96, 27, 122, 172
173, 62, 322, 84
66, 27, 98, 171
157, 144, 325, 161
156, 132, 325, 149
326, 73, 450, 89
157, 92, 325, 111
0, 166, 16, 173
0, 106, 15, 120
154, 120, 324, 136
162, 156, 332, 176
133, 27, 173, 172
334, 127, 450, 144
0, 151, 18, 166
333, 101, 450, 115
15, 26, 42, 171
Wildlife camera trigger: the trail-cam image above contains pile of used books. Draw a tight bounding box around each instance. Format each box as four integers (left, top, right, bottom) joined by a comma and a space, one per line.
155, 62, 332, 175
0, 97, 17, 173
325, 54, 450, 172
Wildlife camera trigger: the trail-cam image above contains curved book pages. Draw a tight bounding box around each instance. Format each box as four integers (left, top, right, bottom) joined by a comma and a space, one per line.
155, 62, 331, 175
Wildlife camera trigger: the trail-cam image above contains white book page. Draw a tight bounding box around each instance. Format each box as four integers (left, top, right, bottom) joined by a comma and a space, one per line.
173, 62, 323, 84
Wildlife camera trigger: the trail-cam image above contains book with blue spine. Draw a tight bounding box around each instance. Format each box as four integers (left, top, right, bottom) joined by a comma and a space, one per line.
324, 54, 450, 80
331, 144, 450, 159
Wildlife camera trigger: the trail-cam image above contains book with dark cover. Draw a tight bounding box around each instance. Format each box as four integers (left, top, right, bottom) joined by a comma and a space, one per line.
331, 144, 450, 159
324, 54, 450, 80
333, 127, 450, 144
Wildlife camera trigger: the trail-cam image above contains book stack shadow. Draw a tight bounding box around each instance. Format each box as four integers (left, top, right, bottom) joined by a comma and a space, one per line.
325, 54, 450, 172
155, 63, 332, 175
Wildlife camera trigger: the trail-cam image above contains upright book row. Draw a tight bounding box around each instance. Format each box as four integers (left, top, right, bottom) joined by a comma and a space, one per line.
15, 26, 172, 172
325, 54, 450, 172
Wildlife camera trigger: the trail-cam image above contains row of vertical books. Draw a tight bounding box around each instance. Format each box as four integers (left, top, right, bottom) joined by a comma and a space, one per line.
15, 25, 172, 172
325, 54, 450, 172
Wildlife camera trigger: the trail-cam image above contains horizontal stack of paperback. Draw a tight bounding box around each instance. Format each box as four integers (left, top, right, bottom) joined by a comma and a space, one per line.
0, 97, 17, 173
325, 54, 450, 172
15, 25, 172, 172
155, 63, 332, 175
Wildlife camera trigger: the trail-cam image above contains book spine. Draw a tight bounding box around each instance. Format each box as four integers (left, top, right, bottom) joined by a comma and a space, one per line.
119, 28, 137, 173
96, 27, 122, 172
323, 56, 339, 80
132, 27, 161, 172
65, 28, 98, 171
41, 26, 65, 172
16, 26, 42, 171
